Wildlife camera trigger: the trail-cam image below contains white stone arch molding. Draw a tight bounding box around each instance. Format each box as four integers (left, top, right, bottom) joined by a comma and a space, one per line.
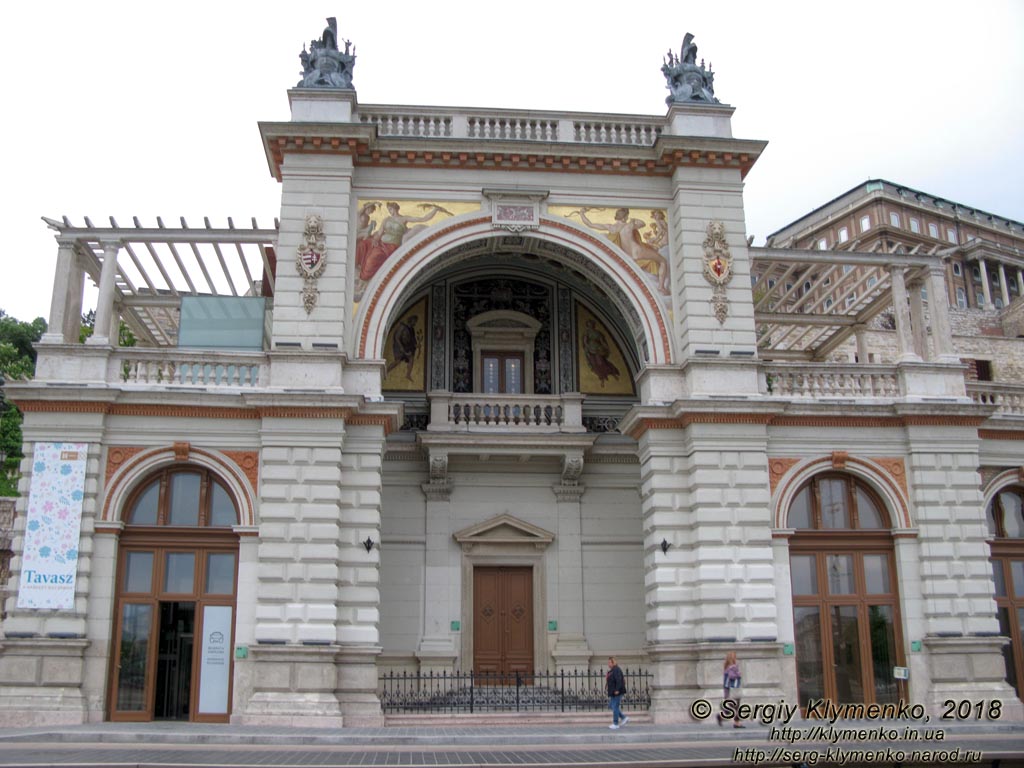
771, 455, 913, 532
101, 445, 257, 529
356, 212, 674, 365
982, 468, 1024, 511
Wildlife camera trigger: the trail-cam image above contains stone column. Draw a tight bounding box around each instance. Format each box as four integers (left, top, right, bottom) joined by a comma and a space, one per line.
998, 263, 1011, 307
853, 324, 870, 365
888, 266, 921, 362
416, 464, 458, 674
63, 256, 85, 344
907, 280, 929, 361
41, 241, 78, 344
978, 259, 993, 309
86, 241, 121, 346
1016, 268, 1024, 297
902, 419, 1022, 717
926, 264, 959, 363
551, 482, 591, 671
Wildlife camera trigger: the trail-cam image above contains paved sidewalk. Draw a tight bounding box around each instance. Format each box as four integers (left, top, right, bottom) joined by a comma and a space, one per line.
0, 718, 1021, 767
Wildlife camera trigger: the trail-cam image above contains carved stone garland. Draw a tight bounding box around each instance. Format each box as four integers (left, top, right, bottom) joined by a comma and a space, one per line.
702, 221, 734, 324
296, 214, 328, 314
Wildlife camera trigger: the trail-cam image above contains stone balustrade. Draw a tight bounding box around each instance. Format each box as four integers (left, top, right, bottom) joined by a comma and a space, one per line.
427, 391, 585, 433
113, 348, 266, 388
763, 363, 900, 399
359, 107, 662, 146
967, 382, 1024, 416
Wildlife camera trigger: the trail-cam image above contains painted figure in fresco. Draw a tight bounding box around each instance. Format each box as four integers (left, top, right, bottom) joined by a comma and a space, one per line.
386, 314, 421, 383
357, 202, 449, 283
570, 207, 670, 295
644, 209, 669, 255
582, 318, 621, 387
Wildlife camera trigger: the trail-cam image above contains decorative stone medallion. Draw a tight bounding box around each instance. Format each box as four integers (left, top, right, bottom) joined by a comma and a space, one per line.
296, 214, 328, 313
702, 221, 734, 324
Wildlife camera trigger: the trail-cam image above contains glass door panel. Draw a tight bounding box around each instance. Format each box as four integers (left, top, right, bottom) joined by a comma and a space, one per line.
114, 603, 154, 713
830, 605, 864, 703
868, 605, 898, 704
794, 606, 825, 709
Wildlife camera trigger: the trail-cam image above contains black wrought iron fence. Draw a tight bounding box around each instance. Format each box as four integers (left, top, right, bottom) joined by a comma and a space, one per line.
379, 668, 652, 713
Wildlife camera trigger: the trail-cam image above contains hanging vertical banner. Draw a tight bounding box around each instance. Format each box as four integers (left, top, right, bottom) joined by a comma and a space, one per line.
16, 443, 88, 610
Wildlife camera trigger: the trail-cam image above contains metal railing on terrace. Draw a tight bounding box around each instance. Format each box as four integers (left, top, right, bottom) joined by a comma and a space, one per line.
358, 107, 663, 147
379, 668, 652, 714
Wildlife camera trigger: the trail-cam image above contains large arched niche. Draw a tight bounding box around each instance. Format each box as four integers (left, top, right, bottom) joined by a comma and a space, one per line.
356, 214, 673, 366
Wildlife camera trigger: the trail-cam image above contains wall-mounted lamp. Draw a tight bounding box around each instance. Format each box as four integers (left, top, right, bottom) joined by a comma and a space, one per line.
363, 536, 375, 553
660, 538, 672, 555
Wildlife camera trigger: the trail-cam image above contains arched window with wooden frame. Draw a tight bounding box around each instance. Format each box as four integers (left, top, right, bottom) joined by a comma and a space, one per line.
108, 466, 239, 724
788, 473, 905, 708
988, 484, 1024, 700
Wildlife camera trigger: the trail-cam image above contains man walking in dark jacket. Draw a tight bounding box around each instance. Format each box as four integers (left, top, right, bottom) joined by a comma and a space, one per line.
606, 656, 630, 729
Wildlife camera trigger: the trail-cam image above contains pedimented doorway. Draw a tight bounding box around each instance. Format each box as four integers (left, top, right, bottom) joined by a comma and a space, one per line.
455, 514, 554, 673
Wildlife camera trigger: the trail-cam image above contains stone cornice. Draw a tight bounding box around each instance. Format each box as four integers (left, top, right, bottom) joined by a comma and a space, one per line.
258, 118, 765, 182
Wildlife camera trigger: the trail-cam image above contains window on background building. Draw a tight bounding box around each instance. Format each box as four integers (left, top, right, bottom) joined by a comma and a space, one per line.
947, 229, 958, 244
842, 265, 854, 275
952, 262, 963, 277
867, 276, 878, 288
973, 266, 982, 281
889, 212, 901, 228
818, 238, 828, 250
928, 223, 939, 238
859, 215, 871, 233
956, 288, 967, 308
977, 292, 986, 306
909, 219, 920, 234
845, 294, 858, 309
995, 298, 1004, 309
838, 227, 849, 243
803, 280, 812, 293
824, 298, 833, 309
920, 286, 928, 301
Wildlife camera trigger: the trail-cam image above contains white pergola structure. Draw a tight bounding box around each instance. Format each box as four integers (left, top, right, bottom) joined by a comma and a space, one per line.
751, 243, 959, 364
41, 216, 278, 347
39, 216, 962, 371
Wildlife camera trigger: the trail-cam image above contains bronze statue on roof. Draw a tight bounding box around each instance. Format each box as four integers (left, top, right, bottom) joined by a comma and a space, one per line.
298, 17, 356, 89
662, 33, 719, 105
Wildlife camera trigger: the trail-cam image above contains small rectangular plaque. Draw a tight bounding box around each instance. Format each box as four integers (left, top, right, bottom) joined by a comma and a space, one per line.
893, 666, 909, 680
547, 620, 558, 631
450, 621, 460, 631
782, 643, 794, 656
235, 645, 248, 659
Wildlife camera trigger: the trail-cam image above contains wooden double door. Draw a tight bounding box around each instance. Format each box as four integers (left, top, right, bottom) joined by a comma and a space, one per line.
473, 567, 534, 678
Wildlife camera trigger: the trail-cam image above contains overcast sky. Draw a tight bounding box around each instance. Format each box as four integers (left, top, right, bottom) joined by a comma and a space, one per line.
2, 0, 1021, 323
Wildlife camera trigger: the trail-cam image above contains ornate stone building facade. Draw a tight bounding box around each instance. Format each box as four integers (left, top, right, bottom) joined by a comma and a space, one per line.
1, 23, 1022, 726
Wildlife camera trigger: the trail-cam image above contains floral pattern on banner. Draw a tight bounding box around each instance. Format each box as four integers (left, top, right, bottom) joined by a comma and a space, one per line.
16, 443, 88, 610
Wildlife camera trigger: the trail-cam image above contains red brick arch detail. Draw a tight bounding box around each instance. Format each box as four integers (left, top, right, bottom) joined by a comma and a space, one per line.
101, 445, 257, 526
773, 455, 911, 530
357, 216, 672, 364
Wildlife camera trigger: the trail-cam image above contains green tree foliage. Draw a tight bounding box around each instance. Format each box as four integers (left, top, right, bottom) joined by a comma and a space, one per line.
0, 310, 47, 496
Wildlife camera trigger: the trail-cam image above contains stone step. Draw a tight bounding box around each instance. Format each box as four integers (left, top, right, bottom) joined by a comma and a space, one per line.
384, 712, 653, 727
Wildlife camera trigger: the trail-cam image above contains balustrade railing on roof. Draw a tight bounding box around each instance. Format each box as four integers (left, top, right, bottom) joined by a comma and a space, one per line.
763, 363, 900, 399
967, 382, 1024, 417
112, 348, 267, 389
358, 108, 662, 146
